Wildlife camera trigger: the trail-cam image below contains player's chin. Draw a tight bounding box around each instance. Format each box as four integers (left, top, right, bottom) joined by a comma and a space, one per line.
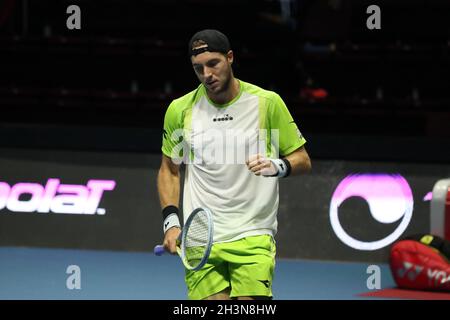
206, 86, 220, 94
205, 81, 223, 92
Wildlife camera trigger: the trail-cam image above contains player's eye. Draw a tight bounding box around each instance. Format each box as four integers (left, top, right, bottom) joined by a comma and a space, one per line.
206, 60, 219, 68
193, 65, 203, 74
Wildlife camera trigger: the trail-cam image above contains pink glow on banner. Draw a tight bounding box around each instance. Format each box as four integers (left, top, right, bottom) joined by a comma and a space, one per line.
0, 179, 116, 215
86, 180, 116, 214
8, 183, 45, 212
332, 174, 413, 224
423, 192, 433, 201
51, 184, 90, 214
0, 182, 11, 210
38, 178, 60, 213
330, 173, 414, 251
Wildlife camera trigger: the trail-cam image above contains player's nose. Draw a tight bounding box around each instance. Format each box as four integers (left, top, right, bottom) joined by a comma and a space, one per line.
203, 66, 213, 77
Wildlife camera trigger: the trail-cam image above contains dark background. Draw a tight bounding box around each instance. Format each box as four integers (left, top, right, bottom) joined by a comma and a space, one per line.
0, 0, 449, 262
1, 0, 449, 158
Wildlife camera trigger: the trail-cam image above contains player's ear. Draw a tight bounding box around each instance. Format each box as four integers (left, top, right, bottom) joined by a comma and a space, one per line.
226, 50, 233, 64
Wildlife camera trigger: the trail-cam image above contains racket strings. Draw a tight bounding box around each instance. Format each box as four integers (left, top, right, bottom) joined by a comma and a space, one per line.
183, 210, 210, 268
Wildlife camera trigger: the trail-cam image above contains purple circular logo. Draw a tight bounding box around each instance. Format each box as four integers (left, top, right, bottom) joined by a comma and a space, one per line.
330, 174, 414, 250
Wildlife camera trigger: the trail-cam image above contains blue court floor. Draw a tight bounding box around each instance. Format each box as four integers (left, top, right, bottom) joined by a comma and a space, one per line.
0, 247, 395, 300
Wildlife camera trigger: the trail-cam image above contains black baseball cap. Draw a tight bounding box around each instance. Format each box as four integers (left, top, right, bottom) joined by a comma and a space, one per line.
188, 29, 231, 57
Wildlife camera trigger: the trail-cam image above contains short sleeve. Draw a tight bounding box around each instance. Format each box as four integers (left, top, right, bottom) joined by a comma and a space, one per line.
268, 93, 306, 156
161, 101, 183, 158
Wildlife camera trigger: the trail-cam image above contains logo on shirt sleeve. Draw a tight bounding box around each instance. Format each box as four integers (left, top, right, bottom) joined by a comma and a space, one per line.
288, 121, 303, 139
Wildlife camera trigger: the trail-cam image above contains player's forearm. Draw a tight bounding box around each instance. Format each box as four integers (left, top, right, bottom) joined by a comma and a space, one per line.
284, 148, 312, 176
157, 168, 180, 209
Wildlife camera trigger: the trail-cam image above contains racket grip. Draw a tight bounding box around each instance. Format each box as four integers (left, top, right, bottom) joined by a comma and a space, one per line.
154, 245, 166, 256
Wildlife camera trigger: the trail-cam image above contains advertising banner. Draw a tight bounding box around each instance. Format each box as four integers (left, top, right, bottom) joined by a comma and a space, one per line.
0, 148, 449, 262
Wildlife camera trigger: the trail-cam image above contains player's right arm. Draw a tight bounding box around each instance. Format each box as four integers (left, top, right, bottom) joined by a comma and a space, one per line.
157, 99, 184, 254
157, 155, 181, 254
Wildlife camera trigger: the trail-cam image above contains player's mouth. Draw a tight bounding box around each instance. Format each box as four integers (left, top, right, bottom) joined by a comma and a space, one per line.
206, 80, 219, 88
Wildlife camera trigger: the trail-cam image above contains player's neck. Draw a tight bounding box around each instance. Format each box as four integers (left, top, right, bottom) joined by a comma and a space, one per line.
207, 77, 240, 105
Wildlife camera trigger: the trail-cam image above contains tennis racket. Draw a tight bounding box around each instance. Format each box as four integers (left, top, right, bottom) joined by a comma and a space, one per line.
154, 207, 214, 271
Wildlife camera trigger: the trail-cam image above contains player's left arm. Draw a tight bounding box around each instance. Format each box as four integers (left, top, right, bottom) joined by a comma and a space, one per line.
246, 146, 311, 177
282, 146, 311, 176
247, 93, 311, 177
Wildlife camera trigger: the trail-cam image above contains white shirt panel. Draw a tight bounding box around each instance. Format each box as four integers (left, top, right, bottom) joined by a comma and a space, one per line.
183, 92, 279, 243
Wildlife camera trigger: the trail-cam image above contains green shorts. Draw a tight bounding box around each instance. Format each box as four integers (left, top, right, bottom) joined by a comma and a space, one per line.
185, 234, 276, 300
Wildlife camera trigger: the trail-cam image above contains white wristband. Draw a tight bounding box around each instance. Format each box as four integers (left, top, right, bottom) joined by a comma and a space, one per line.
269, 158, 288, 177
163, 213, 181, 234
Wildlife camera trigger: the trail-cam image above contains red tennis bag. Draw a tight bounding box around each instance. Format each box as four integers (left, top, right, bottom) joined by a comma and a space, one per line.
390, 234, 450, 291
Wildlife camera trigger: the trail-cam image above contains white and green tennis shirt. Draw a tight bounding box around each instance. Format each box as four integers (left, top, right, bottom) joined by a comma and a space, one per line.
162, 80, 306, 243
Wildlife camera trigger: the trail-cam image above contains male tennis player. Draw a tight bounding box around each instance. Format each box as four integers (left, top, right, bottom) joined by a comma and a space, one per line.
157, 29, 311, 300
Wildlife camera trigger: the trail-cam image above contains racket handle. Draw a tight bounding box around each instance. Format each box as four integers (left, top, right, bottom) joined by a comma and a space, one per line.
154, 245, 166, 256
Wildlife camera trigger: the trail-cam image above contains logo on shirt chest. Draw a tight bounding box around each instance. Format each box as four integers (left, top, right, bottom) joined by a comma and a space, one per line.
213, 114, 234, 122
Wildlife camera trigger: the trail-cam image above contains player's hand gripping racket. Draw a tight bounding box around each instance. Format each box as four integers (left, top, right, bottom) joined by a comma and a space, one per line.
154, 207, 214, 271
